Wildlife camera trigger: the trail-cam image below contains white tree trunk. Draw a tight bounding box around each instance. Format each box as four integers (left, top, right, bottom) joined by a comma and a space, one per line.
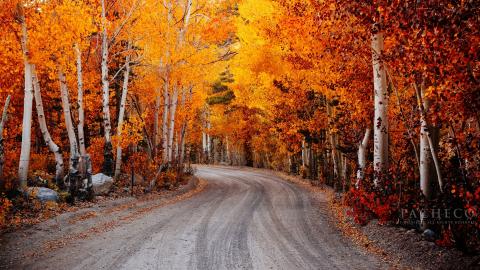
202, 131, 207, 161
74, 43, 87, 157
162, 78, 170, 161
167, 85, 178, 162
178, 87, 189, 165
225, 135, 230, 165
153, 91, 160, 157
0, 95, 11, 179
114, 42, 131, 179
206, 120, 211, 161
101, 0, 113, 175
326, 103, 339, 180
32, 67, 64, 183
420, 96, 433, 199
58, 68, 79, 162
178, 0, 192, 44
356, 128, 371, 188
302, 140, 306, 167
179, 127, 187, 165
371, 24, 389, 186
415, 83, 443, 194
174, 132, 179, 161
18, 17, 33, 189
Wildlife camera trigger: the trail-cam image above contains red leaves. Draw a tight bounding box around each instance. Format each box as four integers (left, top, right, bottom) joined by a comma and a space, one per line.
345, 186, 400, 225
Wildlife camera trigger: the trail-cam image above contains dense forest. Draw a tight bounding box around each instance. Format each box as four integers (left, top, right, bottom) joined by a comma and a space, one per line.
0, 0, 479, 254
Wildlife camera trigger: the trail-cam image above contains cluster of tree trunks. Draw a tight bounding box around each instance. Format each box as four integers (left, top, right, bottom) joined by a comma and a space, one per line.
11, 0, 197, 196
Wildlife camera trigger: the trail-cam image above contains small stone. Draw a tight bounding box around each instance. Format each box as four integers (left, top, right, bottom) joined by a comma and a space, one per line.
27, 187, 58, 203
422, 229, 436, 242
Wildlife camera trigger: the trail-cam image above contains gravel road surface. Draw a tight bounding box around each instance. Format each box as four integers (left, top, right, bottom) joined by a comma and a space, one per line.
0, 166, 386, 270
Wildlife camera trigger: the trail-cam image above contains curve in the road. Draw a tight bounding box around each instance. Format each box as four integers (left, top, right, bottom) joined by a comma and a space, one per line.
12, 166, 386, 270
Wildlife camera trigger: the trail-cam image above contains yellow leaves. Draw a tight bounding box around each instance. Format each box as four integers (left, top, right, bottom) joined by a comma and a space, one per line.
238, 0, 278, 21
113, 116, 145, 149
28, 0, 98, 69
424, 86, 437, 100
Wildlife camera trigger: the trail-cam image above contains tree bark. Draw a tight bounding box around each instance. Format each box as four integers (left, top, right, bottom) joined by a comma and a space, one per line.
152, 89, 161, 157
32, 67, 64, 185
415, 83, 443, 193
225, 135, 230, 165
74, 43, 87, 157
179, 0, 193, 42
178, 87, 190, 166
202, 131, 207, 162
0, 95, 11, 181
356, 128, 371, 188
301, 140, 306, 167
371, 23, 389, 186
326, 103, 340, 183
114, 41, 132, 179
206, 119, 211, 162
58, 68, 79, 161
161, 77, 170, 161
18, 13, 33, 189
167, 85, 178, 163
101, 0, 113, 176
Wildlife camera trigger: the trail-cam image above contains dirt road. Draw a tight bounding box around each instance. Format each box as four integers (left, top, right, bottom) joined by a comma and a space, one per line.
1, 166, 386, 269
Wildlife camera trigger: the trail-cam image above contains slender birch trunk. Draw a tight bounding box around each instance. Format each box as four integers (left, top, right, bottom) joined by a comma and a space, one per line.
206, 119, 211, 161
356, 128, 371, 188
179, 127, 187, 165
225, 136, 230, 165
101, 0, 113, 176
176, 0, 192, 49
301, 140, 306, 167
18, 13, 33, 189
0, 95, 11, 180
419, 92, 433, 199
167, 85, 178, 162
174, 132, 179, 161
161, 78, 170, 161
32, 67, 64, 184
74, 43, 87, 157
178, 87, 189, 165
202, 131, 207, 162
415, 83, 443, 193
371, 23, 389, 186
58, 68, 79, 162
114, 42, 132, 179
153, 90, 161, 157
327, 103, 339, 181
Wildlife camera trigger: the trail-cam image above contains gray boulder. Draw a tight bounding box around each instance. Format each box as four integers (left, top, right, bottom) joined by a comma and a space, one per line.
27, 187, 58, 203
91, 173, 114, 195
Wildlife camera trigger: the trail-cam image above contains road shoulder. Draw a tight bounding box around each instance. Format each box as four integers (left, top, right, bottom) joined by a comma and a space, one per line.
0, 176, 207, 269
263, 167, 480, 270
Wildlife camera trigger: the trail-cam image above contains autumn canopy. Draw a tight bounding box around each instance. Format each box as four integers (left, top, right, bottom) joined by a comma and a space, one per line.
0, 0, 479, 251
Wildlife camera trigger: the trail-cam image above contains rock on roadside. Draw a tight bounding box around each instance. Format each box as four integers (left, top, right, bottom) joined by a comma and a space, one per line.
91, 173, 113, 195
27, 187, 58, 203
